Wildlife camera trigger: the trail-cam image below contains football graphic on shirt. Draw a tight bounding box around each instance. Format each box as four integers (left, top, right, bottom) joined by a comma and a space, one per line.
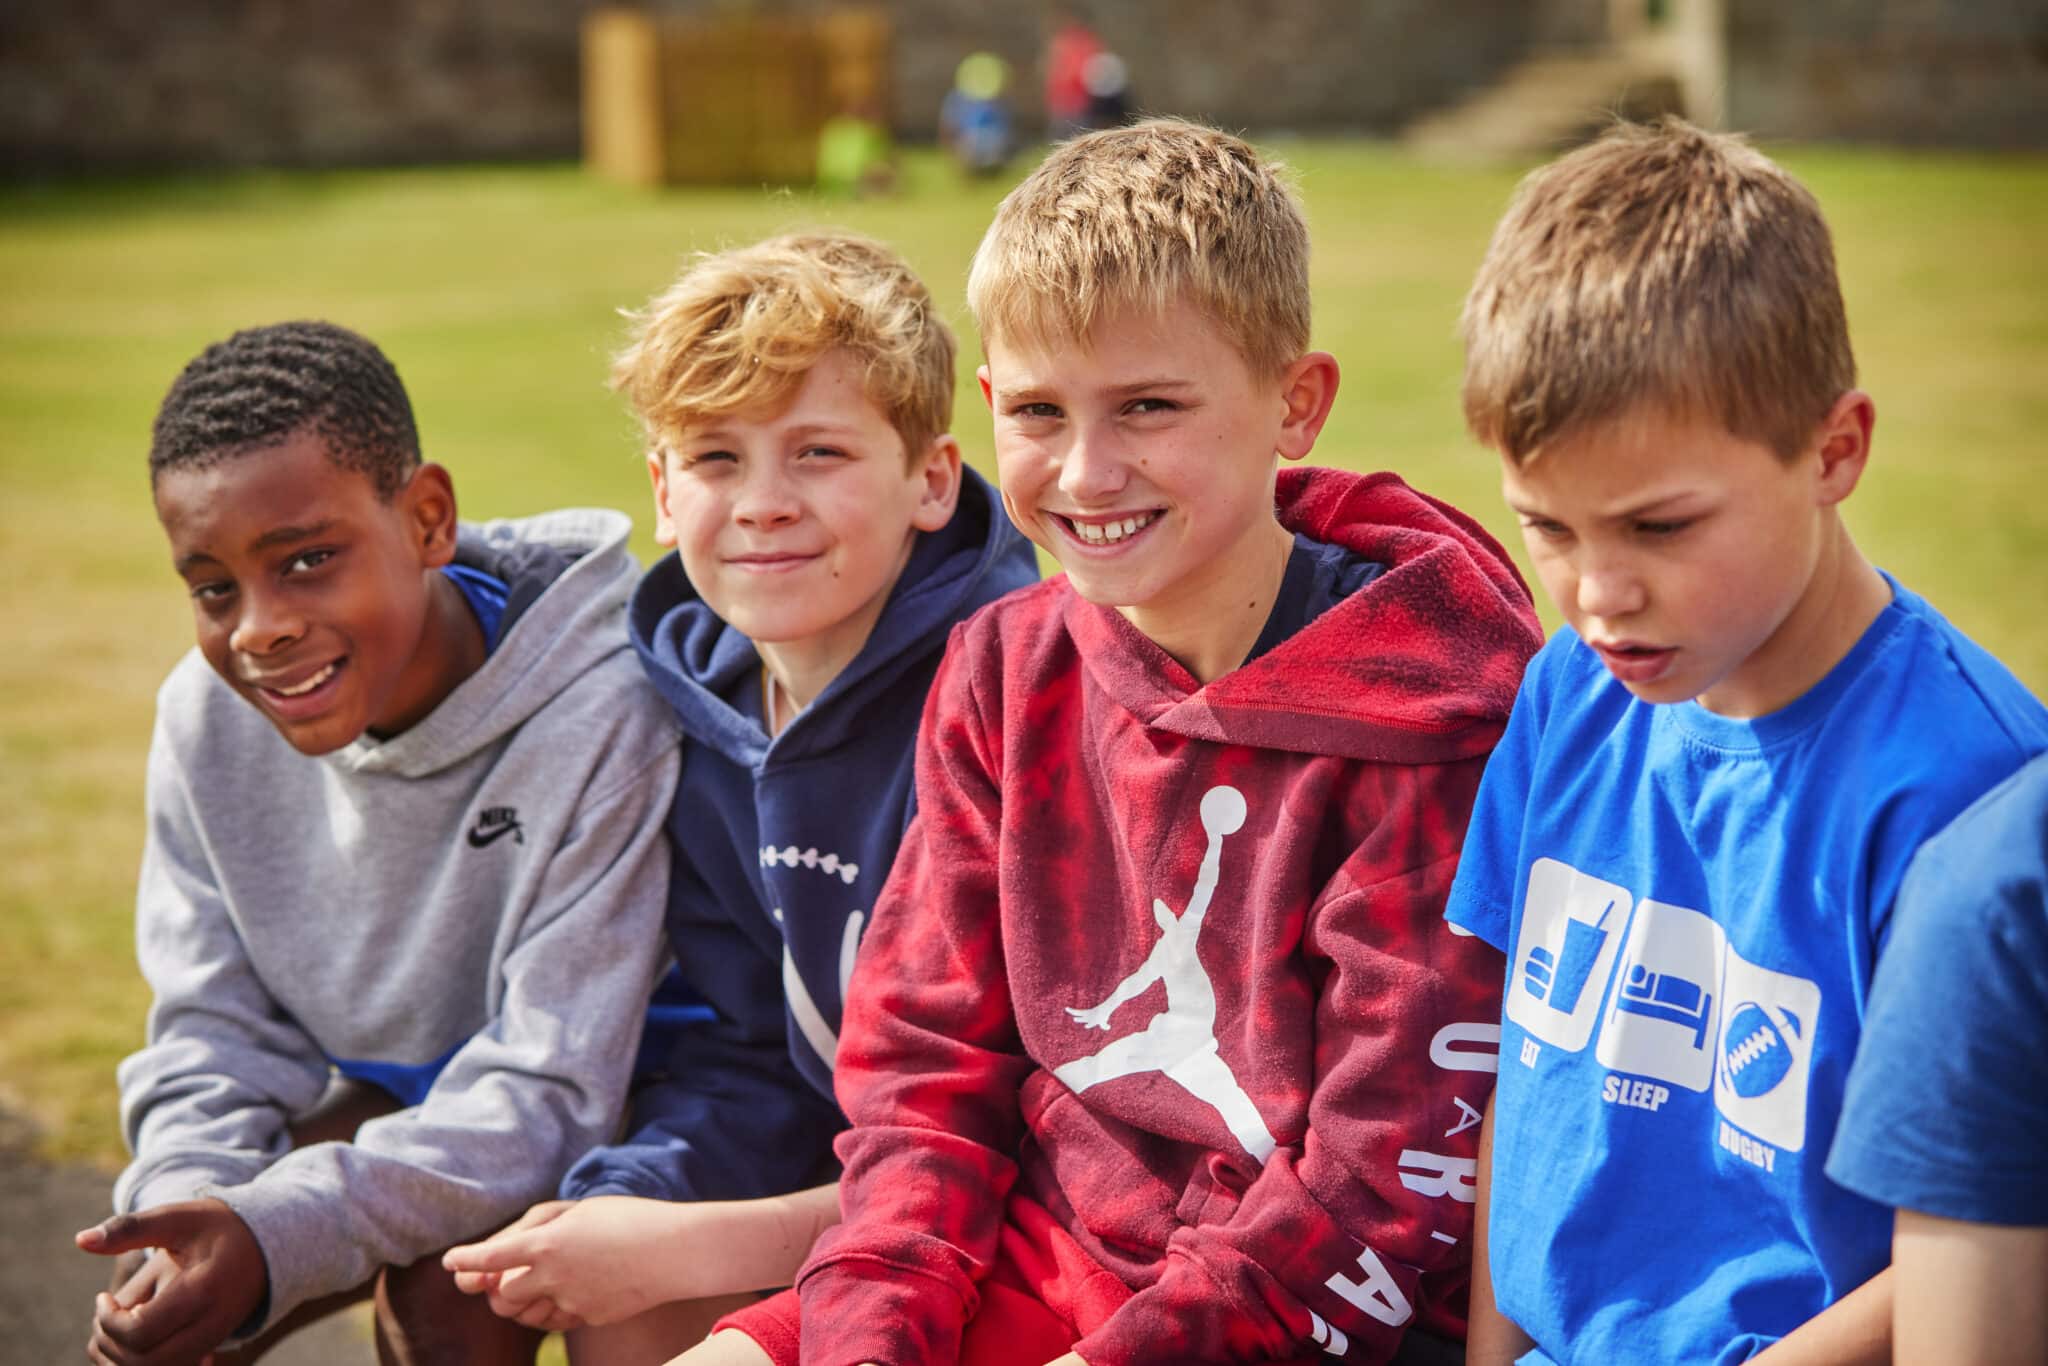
1719, 1001, 1800, 1098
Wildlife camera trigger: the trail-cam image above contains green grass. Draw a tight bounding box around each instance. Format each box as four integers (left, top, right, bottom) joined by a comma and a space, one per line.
2, 143, 2045, 1169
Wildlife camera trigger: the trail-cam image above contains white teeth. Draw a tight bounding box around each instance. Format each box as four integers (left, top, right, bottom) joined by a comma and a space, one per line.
1072, 512, 1157, 544
272, 663, 336, 697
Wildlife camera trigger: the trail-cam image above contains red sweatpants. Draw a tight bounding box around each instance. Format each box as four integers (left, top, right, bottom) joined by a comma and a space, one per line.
717, 1194, 1132, 1366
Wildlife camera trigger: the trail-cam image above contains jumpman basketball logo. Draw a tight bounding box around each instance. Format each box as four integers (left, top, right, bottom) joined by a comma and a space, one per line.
1054, 785, 1279, 1164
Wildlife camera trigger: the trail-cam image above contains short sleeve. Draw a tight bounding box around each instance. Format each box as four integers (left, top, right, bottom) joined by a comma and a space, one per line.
1828, 761, 2048, 1225
1444, 638, 1549, 953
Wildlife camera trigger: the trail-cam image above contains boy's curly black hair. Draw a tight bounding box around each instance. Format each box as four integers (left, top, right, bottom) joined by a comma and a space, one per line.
149, 320, 421, 499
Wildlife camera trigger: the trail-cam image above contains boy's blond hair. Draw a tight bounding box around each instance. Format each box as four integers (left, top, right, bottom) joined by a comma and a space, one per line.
967, 118, 1310, 377
1461, 117, 1855, 464
613, 231, 955, 460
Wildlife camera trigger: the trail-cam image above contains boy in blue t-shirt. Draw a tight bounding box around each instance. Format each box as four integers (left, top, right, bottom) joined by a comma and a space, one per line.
1829, 751, 2048, 1365
1445, 119, 2048, 1364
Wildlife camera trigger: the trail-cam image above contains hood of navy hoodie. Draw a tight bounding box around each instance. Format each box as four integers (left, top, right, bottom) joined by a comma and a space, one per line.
630, 467, 1038, 1098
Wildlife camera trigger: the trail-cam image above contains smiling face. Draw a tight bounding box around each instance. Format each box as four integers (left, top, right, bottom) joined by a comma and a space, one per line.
1500, 396, 1879, 717
980, 298, 1336, 680
154, 428, 473, 755
647, 349, 962, 688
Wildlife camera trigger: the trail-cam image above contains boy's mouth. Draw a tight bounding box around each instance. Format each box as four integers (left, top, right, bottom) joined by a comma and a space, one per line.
1055, 510, 1160, 547
247, 658, 347, 717
266, 662, 338, 697
1591, 641, 1676, 685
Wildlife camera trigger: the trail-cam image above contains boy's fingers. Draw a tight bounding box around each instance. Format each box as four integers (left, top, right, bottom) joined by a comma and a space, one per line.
102, 1264, 211, 1352
512, 1294, 562, 1330
442, 1233, 533, 1273
109, 1254, 165, 1311
81, 1207, 183, 1256
507, 1199, 571, 1231
448, 1267, 502, 1296
104, 1305, 230, 1366
92, 1294, 154, 1356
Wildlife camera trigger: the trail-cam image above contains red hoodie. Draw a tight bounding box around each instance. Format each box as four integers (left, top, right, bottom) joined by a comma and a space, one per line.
796, 467, 1543, 1364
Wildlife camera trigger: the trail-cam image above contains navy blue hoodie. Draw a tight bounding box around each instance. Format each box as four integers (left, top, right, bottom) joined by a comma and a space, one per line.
560, 468, 1038, 1201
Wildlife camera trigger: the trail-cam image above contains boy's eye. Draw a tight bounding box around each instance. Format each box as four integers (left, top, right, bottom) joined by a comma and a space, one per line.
285, 548, 335, 574
798, 445, 847, 461
681, 449, 738, 469
189, 580, 235, 604
1125, 397, 1179, 416
1008, 401, 1061, 420
1633, 517, 1695, 538
1521, 517, 1572, 543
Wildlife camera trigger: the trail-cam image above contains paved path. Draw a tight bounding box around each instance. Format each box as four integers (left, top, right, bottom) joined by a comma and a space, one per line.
0, 1107, 368, 1365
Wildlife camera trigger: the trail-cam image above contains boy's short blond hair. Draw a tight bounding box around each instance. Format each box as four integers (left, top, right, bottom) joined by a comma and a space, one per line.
1461, 118, 1855, 464
613, 231, 955, 460
967, 118, 1310, 377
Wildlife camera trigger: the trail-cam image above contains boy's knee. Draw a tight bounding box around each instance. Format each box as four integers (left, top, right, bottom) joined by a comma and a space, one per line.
374, 1253, 543, 1366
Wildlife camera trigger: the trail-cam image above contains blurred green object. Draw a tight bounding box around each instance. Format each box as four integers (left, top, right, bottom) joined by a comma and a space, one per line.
0, 143, 2042, 1167
817, 112, 896, 196
956, 51, 1010, 101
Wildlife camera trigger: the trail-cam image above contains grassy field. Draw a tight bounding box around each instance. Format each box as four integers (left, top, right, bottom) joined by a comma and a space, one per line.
2, 142, 2045, 1171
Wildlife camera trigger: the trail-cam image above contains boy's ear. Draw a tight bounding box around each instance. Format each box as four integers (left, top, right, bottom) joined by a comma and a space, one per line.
646, 449, 678, 547
404, 463, 460, 569
911, 434, 965, 534
977, 364, 995, 413
1812, 389, 1876, 507
1275, 352, 1341, 463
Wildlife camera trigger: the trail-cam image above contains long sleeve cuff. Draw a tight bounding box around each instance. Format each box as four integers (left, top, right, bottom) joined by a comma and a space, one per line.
797, 1257, 973, 1365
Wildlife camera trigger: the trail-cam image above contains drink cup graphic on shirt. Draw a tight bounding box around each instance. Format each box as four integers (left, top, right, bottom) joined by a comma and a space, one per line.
1508, 860, 1632, 1051
1527, 905, 1614, 1013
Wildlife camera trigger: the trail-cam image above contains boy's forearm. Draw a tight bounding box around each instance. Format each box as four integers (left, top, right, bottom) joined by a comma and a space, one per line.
1466, 1094, 1535, 1366
681, 1183, 841, 1296
1893, 1210, 2048, 1364
1745, 1265, 1890, 1366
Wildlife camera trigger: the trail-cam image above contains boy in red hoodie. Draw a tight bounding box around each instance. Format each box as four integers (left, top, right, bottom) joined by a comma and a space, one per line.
680, 118, 1543, 1366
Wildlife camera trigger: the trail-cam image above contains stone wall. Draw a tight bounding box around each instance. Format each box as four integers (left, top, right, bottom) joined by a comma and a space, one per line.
7, 0, 2041, 173
1721, 0, 2048, 147
0, 0, 603, 173
0, 0, 1574, 173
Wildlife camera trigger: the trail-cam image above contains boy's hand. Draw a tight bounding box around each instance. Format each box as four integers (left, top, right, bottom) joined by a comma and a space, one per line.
75, 1198, 266, 1366
444, 1197, 660, 1331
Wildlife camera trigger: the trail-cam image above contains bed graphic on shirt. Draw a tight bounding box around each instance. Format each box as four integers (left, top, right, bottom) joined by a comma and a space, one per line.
1505, 856, 1820, 1155
1054, 785, 1280, 1164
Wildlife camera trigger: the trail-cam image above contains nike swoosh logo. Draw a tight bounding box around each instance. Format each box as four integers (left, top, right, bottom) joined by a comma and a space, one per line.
467, 824, 521, 848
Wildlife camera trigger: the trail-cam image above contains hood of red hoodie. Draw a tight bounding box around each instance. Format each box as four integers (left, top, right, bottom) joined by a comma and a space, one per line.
1064, 465, 1542, 765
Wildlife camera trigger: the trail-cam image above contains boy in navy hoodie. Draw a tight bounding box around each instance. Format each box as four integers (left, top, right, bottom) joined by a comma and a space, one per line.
443, 232, 1038, 1363
673, 119, 1542, 1366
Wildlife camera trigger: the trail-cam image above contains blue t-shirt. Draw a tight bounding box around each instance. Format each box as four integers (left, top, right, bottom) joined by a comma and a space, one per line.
1445, 577, 2047, 1365
1828, 751, 2048, 1225
444, 562, 510, 651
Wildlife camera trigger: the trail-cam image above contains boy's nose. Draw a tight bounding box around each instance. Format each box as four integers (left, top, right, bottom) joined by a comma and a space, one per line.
732, 472, 801, 528
1055, 425, 1128, 503
230, 591, 305, 656
1575, 561, 1646, 621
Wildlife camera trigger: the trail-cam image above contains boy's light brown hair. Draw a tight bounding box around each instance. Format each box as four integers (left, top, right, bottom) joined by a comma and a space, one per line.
613, 231, 956, 460
1461, 117, 1855, 464
967, 117, 1310, 377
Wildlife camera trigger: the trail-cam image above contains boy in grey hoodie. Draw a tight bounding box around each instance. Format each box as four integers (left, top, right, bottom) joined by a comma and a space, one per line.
75, 321, 679, 1366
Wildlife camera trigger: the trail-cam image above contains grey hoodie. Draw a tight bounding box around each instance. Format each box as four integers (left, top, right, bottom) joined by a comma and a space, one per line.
113, 507, 679, 1329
